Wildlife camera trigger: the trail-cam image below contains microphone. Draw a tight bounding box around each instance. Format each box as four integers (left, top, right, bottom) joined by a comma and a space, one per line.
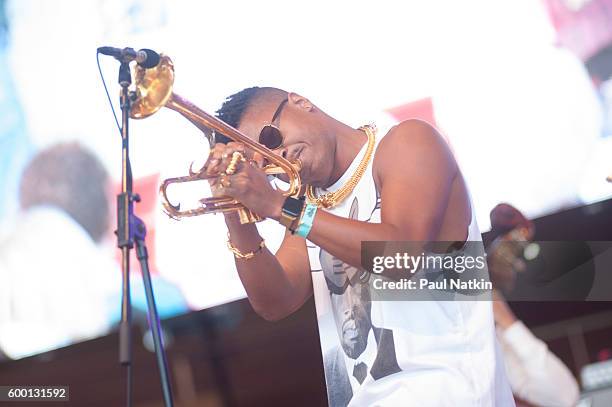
97, 46, 161, 69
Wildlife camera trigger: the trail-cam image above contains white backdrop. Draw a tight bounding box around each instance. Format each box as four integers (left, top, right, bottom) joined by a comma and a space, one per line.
3, 0, 609, 309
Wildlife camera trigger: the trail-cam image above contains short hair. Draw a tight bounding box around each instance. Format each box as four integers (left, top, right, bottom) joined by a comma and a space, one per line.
19, 142, 110, 242
215, 86, 286, 143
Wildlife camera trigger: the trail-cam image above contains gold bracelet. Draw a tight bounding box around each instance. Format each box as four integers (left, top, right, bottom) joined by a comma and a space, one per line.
226, 232, 266, 260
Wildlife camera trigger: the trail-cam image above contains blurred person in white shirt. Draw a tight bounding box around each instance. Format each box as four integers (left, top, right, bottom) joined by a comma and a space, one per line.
487, 203, 580, 407
0, 142, 119, 359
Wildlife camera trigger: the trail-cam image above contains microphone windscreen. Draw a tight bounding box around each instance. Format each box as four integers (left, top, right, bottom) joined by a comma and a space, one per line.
140, 49, 161, 69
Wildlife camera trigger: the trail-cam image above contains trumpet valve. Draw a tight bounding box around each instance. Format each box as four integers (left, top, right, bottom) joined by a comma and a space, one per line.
238, 208, 262, 224
225, 151, 246, 175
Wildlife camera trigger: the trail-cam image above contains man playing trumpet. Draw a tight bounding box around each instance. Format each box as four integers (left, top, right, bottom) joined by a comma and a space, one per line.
204, 86, 514, 407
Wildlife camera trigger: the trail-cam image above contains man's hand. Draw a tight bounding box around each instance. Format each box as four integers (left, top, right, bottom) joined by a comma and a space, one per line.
487, 235, 528, 290
205, 142, 285, 220
487, 204, 534, 291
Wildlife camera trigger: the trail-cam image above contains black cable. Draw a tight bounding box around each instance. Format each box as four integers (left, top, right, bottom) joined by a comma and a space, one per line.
96, 51, 122, 137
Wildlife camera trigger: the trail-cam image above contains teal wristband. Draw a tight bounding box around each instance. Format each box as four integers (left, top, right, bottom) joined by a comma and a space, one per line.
295, 203, 318, 238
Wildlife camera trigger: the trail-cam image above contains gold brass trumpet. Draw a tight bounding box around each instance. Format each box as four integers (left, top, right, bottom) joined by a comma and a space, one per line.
129, 54, 302, 223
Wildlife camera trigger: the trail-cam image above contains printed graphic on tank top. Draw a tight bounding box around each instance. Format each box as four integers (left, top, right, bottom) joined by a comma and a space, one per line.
306, 125, 515, 407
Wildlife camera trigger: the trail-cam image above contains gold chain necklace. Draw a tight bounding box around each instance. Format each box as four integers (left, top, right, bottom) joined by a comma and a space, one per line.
306, 124, 377, 209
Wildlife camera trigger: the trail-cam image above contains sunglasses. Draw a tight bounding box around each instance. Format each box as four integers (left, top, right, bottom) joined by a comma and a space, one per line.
259, 98, 288, 150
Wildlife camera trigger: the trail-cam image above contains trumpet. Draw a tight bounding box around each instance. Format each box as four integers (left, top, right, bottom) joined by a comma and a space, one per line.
129, 54, 302, 223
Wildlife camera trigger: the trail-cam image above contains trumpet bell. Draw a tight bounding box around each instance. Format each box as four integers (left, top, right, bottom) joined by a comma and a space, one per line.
130, 54, 175, 119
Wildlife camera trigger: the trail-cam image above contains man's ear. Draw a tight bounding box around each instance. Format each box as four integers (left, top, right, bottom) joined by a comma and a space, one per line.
288, 92, 315, 112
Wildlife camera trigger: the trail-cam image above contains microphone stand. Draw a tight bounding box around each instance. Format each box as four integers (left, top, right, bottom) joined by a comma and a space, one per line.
116, 59, 174, 407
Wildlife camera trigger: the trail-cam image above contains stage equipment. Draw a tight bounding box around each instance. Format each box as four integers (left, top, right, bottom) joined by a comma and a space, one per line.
129, 55, 302, 223
97, 46, 160, 68
97, 45, 174, 407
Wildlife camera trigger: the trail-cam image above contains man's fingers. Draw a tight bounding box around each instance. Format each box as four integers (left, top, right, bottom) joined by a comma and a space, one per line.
221, 142, 246, 163
215, 173, 250, 198
205, 143, 246, 175
225, 141, 245, 152
204, 144, 226, 174
250, 152, 266, 169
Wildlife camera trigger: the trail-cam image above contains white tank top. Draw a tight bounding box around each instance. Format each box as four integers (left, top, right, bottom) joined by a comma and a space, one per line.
306, 124, 515, 407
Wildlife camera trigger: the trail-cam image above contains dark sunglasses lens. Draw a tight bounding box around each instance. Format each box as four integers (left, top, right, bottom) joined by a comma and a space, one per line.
259, 126, 283, 149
